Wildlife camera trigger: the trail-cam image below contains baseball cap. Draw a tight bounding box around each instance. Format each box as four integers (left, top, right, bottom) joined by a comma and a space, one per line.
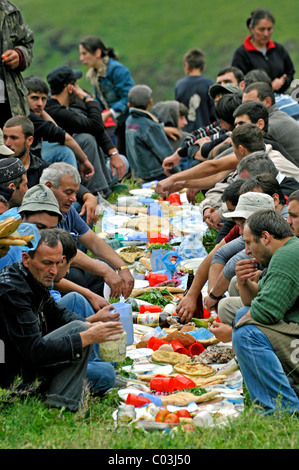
222, 191, 275, 220
0, 158, 26, 184
47, 65, 83, 93
209, 83, 243, 100
128, 84, 152, 108
0, 129, 14, 156
18, 184, 62, 220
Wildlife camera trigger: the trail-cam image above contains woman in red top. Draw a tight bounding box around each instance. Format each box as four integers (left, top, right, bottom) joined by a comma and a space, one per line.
232, 8, 295, 93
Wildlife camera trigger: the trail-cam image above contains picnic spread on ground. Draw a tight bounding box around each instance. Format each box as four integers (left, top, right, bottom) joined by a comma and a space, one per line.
96, 183, 245, 432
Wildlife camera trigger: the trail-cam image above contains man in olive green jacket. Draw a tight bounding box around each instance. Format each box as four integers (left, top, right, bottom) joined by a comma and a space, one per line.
0, 1, 34, 127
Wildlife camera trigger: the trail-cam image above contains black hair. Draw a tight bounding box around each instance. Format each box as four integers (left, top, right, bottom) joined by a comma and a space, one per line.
215, 94, 242, 126
244, 69, 272, 88
221, 178, 247, 206
80, 36, 118, 60
51, 228, 77, 262
4, 115, 34, 138
233, 101, 269, 133
217, 66, 244, 84
245, 209, 292, 243
28, 229, 61, 258
246, 8, 275, 29
24, 76, 49, 95
231, 122, 265, 152
240, 173, 286, 205
289, 190, 299, 204
244, 82, 275, 106
183, 48, 206, 71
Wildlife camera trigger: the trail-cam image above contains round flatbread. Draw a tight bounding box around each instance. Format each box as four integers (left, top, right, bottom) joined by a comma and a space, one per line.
151, 350, 191, 365
173, 362, 215, 377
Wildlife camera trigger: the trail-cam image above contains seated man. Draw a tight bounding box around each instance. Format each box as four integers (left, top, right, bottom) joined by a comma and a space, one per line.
3, 115, 98, 226
39, 162, 134, 299
0, 228, 124, 411
204, 177, 288, 312
125, 84, 180, 181
45, 65, 128, 198
211, 210, 299, 414
24, 75, 94, 181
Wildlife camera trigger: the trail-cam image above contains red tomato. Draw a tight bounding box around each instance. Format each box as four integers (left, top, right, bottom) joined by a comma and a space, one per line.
163, 412, 180, 424
182, 424, 195, 432
175, 409, 191, 418
155, 409, 171, 422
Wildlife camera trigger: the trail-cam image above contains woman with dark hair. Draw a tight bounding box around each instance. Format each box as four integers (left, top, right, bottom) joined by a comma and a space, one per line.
232, 8, 295, 93
79, 36, 135, 154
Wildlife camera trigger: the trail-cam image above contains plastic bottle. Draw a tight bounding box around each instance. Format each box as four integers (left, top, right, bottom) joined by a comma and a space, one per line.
112, 302, 134, 345
132, 312, 170, 328
183, 269, 204, 319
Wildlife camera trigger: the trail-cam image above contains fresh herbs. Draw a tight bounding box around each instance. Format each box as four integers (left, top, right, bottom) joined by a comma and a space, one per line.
147, 243, 172, 253
137, 288, 177, 307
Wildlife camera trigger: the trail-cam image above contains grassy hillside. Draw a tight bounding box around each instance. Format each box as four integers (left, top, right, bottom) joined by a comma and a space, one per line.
16, 0, 299, 101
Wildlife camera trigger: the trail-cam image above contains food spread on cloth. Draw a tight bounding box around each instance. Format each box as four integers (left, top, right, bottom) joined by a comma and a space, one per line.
99, 185, 244, 431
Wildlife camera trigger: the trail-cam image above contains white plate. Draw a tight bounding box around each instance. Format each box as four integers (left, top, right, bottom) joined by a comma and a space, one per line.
181, 257, 206, 272
126, 348, 153, 359
116, 246, 147, 254
122, 363, 173, 375
134, 279, 149, 289
129, 189, 155, 197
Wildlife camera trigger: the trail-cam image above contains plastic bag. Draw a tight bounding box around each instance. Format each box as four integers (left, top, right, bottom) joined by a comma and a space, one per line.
176, 232, 207, 260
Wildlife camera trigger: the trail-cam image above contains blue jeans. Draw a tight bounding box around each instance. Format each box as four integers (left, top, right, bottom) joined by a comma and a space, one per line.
41, 141, 78, 168
58, 292, 116, 394
233, 306, 299, 414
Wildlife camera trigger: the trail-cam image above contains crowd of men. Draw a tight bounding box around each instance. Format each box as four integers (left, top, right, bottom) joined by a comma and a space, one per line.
0, 1, 299, 415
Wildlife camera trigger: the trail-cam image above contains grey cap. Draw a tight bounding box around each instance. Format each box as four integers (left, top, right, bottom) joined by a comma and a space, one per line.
209, 83, 243, 100
222, 191, 275, 220
0, 129, 14, 156
128, 84, 152, 108
0, 158, 26, 184
18, 184, 62, 220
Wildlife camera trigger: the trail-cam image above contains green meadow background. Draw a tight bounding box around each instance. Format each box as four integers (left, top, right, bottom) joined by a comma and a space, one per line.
16, 0, 299, 101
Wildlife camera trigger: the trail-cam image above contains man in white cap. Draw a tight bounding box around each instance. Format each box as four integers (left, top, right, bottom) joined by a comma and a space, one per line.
204, 191, 276, 312
0, 128, 14, 157
222, 210, 299, 414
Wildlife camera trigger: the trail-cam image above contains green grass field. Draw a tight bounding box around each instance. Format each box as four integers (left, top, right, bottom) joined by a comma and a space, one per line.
16, 0, 299, 101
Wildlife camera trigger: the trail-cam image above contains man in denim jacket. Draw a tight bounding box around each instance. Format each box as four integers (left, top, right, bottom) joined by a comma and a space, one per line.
125, 85, 179, 181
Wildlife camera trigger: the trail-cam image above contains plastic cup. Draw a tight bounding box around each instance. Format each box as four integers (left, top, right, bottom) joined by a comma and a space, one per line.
187, 342, 205, 357
148, 337, 170, 351
126, 393, 151, 407
150, 375, 175, 392
169, 193, 181, 206
173, 374, 196, 390
203, 307, 211, 318
149, 233, 169, 244
138, 392, 162, 406
170, 340, 188, 355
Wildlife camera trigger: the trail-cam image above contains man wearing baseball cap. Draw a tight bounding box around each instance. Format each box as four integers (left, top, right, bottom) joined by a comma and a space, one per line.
45, 65, 128, 198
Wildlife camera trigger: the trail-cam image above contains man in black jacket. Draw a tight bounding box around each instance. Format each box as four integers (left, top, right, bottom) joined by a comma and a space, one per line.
0, 229, 123, 411
45, 65, 128, 198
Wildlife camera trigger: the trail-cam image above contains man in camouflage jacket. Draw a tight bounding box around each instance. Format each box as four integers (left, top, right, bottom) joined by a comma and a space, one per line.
0, 1, 34, 126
